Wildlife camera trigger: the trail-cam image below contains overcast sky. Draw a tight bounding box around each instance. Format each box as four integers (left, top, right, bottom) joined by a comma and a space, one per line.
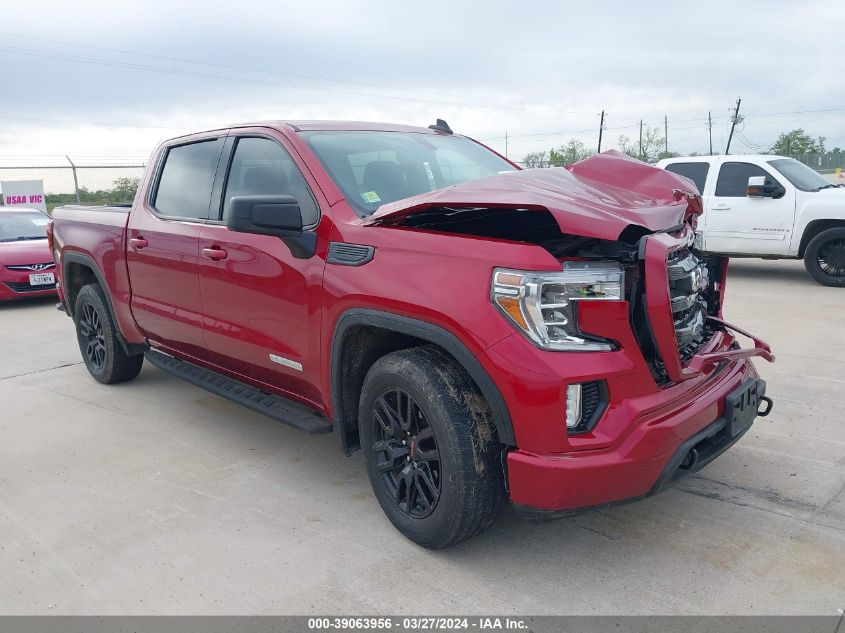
1, 0, 843, 163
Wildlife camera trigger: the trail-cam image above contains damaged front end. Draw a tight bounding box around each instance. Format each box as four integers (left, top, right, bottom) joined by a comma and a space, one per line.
365, 150, 774, 386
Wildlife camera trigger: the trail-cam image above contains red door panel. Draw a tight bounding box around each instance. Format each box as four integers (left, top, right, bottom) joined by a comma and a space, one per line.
127, 209, 206, 356
198, 224, 326, 406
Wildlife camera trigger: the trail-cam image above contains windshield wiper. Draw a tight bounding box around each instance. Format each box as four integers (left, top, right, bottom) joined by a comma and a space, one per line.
812, 183, 843, 191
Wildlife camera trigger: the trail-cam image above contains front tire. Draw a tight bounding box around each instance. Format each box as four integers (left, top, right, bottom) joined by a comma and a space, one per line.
359, 346, 505, 548
74, 283, 144, 384
804, 227, 845, 287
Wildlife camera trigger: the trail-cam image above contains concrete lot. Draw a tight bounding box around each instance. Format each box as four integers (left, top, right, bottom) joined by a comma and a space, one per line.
0, 259, 843, 615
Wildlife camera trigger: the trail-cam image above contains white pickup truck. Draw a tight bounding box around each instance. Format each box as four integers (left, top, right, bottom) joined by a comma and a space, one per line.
656, 155, 845, 286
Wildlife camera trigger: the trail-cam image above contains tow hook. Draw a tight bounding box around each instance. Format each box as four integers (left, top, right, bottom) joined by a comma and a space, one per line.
757, 396, 774, 417
679, 447, 699, 471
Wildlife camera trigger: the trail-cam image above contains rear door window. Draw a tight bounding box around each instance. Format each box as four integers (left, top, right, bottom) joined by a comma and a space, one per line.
664, 162, 710, 193
153, 139, 223, 219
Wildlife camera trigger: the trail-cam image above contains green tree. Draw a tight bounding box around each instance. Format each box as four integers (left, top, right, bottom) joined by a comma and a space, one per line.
522, 151, 549, 168
548, 139, 593, 166
618, 127, 674, 163
111, 177, 141, 201
770, 129, 826, 155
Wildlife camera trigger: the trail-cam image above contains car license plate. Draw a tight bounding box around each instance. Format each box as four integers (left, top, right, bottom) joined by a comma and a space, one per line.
725, 380, 760, 437
29, 272, 55, 286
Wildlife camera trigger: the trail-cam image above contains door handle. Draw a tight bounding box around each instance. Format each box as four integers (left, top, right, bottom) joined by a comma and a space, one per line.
711, 204, 732, 211
202, 246, 228, 261
129, 237, 149, 249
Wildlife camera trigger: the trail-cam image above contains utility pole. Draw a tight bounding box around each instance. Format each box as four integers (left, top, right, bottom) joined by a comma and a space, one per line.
707, 111, 713, 155
504, 131, 508, 158
664, 115, 668, 155
725, 98, 742, 155
598, 110, 605, 153
638, 119, 644, 160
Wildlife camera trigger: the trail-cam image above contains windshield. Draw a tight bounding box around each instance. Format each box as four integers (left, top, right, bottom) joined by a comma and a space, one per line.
301, 131, 516, 216
0, 210, 49, 242
768, 158, 832, 191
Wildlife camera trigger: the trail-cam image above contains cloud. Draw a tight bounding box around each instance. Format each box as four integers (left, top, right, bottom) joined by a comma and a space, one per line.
0, 0, 843, 159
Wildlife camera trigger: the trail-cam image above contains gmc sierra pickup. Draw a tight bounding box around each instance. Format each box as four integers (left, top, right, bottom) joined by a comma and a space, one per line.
50, 120, 775, 548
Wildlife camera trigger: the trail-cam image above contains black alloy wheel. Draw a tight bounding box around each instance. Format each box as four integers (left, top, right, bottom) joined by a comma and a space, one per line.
359, 346, 505, 548
817, 237, 845, 278
805, 227, 845, 287
78, 301, 107, 371
371, 388, 441, 518
73, 283, 144, 384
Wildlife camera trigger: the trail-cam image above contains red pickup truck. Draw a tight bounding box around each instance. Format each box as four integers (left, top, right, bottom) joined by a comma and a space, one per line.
50, 120, 774, 548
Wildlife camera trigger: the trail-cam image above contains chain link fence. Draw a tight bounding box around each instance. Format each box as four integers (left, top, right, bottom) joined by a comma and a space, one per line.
0, 156, 147, 212
0, 152, 840, 213
782, 153, 845, 172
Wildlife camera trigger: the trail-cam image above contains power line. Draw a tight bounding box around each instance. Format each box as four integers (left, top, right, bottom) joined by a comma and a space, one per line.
0, 43, 592, 116
0, 114, 188, 130
1, 31, 563, 112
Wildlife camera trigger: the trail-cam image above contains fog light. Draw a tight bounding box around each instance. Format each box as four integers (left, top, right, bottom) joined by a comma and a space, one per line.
565, 384, 582, 429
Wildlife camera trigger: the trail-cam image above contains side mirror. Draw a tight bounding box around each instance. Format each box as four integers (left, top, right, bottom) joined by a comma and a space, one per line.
747, 176, 785, 199
226, 195, 317, 259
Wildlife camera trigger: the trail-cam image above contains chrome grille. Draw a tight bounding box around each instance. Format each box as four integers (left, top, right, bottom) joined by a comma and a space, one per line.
5, 262, 55, 271
667, 249, 709, 351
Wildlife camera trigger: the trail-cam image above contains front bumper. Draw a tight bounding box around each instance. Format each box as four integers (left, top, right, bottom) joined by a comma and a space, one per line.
506, 358, 765, 514
0, 271, 57, 301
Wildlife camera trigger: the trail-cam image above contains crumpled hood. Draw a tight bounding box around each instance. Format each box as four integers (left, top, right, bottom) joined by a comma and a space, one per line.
365, 150, 702, 241
0, 238, 52, 266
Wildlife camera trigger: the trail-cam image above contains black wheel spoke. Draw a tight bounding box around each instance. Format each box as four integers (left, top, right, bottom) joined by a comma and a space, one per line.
78, 301, 107, 371
415, 469, 439, 507
817, 239, 845, 278
416, 446, 440, 462
372, 440, 408, 474
376, 396, 403, 438
371, 387, 442, 518
402, 467, 417, 514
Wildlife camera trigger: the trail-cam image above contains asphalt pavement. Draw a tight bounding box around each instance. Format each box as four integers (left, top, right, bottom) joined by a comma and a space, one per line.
0, 258, 843, 615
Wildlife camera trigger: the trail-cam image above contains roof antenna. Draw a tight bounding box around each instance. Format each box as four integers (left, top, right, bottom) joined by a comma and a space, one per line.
428, 118, 453, 134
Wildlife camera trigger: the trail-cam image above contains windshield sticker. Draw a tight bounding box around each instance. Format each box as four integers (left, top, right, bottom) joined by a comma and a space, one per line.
361, 191, 381, 204
422, 161, 436, 189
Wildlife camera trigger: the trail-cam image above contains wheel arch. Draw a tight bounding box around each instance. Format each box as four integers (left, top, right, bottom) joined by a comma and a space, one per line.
799, 219, 845, 257
330, 309, 516, 454
62, 252, 145, 356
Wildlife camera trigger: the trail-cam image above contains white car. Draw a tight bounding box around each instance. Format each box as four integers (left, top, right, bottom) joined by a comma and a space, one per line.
656, 155, 845, 286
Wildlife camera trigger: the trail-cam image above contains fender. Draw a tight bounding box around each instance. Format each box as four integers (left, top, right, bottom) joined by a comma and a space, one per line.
61, 252, 147, 356
330, 309, 516, 453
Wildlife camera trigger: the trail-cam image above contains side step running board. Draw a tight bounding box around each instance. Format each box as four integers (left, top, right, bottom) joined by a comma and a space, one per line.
145, 349, 332, 434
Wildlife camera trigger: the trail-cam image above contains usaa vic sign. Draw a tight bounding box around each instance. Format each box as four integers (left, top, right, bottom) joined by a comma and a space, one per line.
1, 180, 48, 214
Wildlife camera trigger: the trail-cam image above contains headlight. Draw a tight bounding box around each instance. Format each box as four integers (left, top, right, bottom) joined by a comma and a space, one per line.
491, 261, 624, 351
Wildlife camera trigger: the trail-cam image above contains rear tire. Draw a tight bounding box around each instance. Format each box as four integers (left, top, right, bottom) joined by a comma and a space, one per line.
804, 227, 845, 287
359, 345, 505, 549
74, 283, 143, 384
